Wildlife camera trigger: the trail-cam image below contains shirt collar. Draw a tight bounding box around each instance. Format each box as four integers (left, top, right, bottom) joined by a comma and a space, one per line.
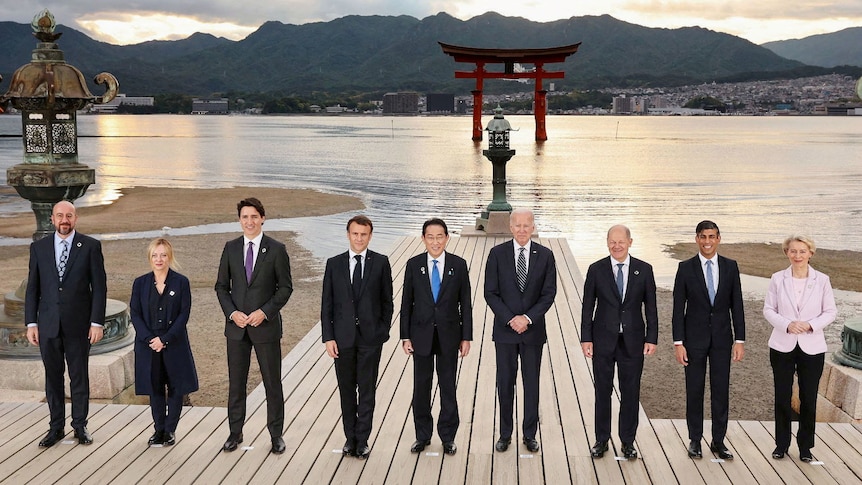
350, 248, 368, 259
427, 251, 446, 266
698, 253, 718, 266
244, 232, 263, 247
55, 230, 76, 245
513, 239, 532, 252
611, 255, 631, 268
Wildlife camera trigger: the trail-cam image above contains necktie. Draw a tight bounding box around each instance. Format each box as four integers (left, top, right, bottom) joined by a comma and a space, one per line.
706, 260, 716, 305
616, 263, 625, 299
57, 240, 69, 282
245, 242, 254, 284
517, 247, 527, 292
431, 259, 441, 302
352, 254, 363, 298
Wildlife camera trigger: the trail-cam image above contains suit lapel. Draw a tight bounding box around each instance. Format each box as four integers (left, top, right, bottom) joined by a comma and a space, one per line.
418, 254, 434, 300
249, 236, 270, 285
693, 256, 711, 304
436, 252, 455, 300
60, 233, 83, 282
359, 252, 374, 297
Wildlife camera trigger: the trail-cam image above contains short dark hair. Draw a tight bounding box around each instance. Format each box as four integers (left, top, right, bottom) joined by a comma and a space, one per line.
237, 197, 265, 218
695, 220, 720, 235
422, 218, 448, 236
347, 215, 373, 233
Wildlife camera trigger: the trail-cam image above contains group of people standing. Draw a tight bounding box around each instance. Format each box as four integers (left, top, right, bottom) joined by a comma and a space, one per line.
24, 199, 836, 465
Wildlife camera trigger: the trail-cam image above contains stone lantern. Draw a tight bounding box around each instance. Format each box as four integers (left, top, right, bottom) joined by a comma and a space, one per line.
475, 106, 516, 234
0, 9, 131, 361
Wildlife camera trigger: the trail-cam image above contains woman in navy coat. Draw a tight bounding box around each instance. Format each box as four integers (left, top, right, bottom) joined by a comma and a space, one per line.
130, 238, 198, 446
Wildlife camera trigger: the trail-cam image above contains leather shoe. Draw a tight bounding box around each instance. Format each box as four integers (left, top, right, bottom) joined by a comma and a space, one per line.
410, 439, 431, 453
222, 433, 243, 452
38, 429, 64, 448
687, 440, 702, 458
163, 432, 176, 446
800, 449, 813, 462
710, 441, 733, 460
343, 440, 356, 456
443, 441, 457, 455
148, 431, 164, 445
271, 436, 286, 454
355, 444, 371, 459
74, 427, 93, 445
772, 447, 786, 459
622, 442, 638, 459
523, 437, 540, 453
590, 440, 609, 458
495, 437, 511, 452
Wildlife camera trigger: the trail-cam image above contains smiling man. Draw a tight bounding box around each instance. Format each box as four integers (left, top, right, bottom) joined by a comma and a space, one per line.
672, 220, 745, 460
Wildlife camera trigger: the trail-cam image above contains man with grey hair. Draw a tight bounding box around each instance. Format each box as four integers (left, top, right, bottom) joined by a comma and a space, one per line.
484, 208, 557, 453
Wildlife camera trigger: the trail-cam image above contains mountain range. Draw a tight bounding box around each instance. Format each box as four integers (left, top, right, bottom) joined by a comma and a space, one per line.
762, 27, 862, 68
0, 12, 858, 97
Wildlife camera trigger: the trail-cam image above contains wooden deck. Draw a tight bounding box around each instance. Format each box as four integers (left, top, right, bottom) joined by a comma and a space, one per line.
2, 235, 862, 484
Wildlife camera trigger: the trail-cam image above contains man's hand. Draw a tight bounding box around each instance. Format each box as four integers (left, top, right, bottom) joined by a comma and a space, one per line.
89, 326, 104, 344
509, 315, 530, 334
325, 340, 339, 359
246, 309, 266, 327
581, 342, 593, 358
26, 326, 39, 346
733, 342, 745, 362
674, 344, 688, 366
643, 343, 657, 356
231, 311, 249, 328
402, 339, 414, 355
459, 340, 471, 357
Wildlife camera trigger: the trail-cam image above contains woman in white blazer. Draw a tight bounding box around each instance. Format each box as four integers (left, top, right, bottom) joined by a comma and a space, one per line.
763, 235, 836, 462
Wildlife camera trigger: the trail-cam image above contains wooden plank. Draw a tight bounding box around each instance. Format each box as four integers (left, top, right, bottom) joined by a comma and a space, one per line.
152, 407, 226, 484
738, 420, 812, 484
71, 405, 154, 484
671, 419, 731, 484
650, 419, 705, 485
0, 402, 46, 464
813, 422, 862, 484
723, 420, 783, 485
700, 426, 757, 484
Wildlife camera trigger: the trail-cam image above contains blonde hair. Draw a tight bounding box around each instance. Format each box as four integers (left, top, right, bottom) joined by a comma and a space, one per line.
782, 235, 816, 255
147, 237, 180, 270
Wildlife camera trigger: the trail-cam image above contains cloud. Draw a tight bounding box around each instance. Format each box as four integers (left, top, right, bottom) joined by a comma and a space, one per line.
620, 0, 862, 21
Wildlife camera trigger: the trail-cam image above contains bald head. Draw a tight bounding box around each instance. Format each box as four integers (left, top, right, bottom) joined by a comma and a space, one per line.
606, 224, 632, 263
51, 200, 78, 237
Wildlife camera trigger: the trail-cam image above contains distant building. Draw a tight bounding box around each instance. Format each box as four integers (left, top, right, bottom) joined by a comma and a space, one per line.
89, 94, 155, 113
192, 98, 229, 114
426, 93, 455, 113
612, 95, 633, 114
382, 92, 419, 114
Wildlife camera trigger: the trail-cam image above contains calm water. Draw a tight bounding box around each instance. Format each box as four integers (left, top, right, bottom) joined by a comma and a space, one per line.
1, 114, 861, 285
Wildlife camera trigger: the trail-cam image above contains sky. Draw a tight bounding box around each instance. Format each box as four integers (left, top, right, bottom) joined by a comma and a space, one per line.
3, 1, 861, 46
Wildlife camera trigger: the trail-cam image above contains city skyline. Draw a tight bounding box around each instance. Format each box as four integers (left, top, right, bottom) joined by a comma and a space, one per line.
2, 1, 860, 47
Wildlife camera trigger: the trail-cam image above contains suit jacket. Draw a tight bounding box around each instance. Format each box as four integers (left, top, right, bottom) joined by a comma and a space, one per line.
215, 234, 293, 343
321, 250, 394, 348
130, 269, 199, 395
484, 240, 557, 345
25, 232, 107, 338
764, 266, 836, 355
672, 254, 745, 350
399, 252, 473, 356
581, 256, 659, 357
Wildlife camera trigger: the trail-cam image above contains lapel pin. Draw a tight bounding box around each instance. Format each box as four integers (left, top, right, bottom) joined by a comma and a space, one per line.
420, 266, 426, 275
447, 269, 454, 276
261, 247, 267, 253
634, 270, 640, 275
76, 242, 82, 247
169, 290, 175, 296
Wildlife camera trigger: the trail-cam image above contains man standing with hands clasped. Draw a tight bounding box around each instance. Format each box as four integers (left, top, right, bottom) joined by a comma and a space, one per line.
581, 225, 658, 460
400, 218, 472, 455
216, 197, 293, 455
672, 220, 745, 460
484, 208, 557, 453
26, 200, 107, 447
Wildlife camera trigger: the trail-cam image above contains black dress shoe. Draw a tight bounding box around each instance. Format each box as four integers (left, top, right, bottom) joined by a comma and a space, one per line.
622, 442, 638, 459
523, 437, 540, 453
271, 436, 286, 454
162, 432, 176, 446
772, 447, 786, 459
343, 440, 356, 456
443, 441, 457, 455
688, 440, 702, 458
38, 429, 64, 448
590, 440, 609, 458
222, 433, 243, 452
495, 437, 511, 452
800, 449, 813, 462
148, 431, 164, 445
355, 444, 371, 459
74, 427, 93, 445
410, 439, 431, 453
710, 442, 733, 460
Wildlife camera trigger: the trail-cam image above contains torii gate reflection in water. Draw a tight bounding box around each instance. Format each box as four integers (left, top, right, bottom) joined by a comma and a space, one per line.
439, 42, 581, 141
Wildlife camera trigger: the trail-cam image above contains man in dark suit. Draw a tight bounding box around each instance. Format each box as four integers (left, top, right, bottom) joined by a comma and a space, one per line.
400, 218, 472, 455
672, 220, 745, 460
581, 225, 658, 460
215, 197, 293, 454
321, 215, 393, 459
26, 200, 107, 447
484, 208, 557, 453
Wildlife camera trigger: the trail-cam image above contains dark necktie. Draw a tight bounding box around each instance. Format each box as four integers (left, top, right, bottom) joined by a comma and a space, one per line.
517, 247, 527, 292
706, 260, 716, 305
57, 240, 69, 282
616, 263, 625, 299
245, 242, 254, 284
352, 254, 363, 298
431, 259, 441, 302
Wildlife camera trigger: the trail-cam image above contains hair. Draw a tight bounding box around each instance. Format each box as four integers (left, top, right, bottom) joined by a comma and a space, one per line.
422, 218, 448, 236
695, 220, 720, 235
509, 208, 535, 223
147, 237, 180, 270
237, 197, 265, 218
347, 215, 373, 233
782, 235, 816, 255
607, 224, 631, 239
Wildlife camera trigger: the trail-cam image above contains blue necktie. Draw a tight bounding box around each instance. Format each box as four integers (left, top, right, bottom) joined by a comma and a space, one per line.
431, 259, 441, 302
616, 263, 625, 299
706, 260, 716, 305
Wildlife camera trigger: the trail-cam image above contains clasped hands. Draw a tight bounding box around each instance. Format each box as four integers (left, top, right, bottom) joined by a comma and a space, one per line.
508, 315, 530, 334
787, 320, 812, 334
232, 309, 266, 328
149, 336, 165, 352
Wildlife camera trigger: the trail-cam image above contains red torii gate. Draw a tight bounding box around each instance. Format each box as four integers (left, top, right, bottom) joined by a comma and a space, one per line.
439, 42, 581, 141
